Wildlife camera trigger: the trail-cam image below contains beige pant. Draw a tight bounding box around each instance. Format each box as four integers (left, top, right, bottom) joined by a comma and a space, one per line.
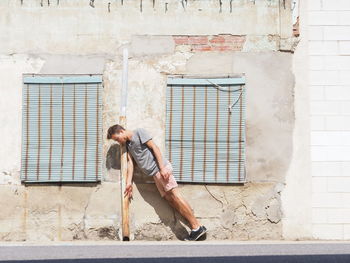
153, 162, 178, 197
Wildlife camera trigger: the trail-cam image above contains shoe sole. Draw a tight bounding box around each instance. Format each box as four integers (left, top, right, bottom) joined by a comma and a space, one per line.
184, 227, 207, 241
194, 227, 207, 241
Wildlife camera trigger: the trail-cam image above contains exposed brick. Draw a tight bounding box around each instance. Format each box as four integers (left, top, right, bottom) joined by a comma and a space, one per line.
209, 36, 225, 44
211, 45, 233, 51
173, 34, 245, 52
173, 36, 189, 45
232, 43, 244, 50
188, 36, 208, 45
215, 43, 244, 51
221, 34, 246, 43
191, 44, 212, 51
293, 16, 300, 37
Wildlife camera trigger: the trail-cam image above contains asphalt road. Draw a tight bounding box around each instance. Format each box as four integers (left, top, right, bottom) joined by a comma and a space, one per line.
0, 241, 350, 263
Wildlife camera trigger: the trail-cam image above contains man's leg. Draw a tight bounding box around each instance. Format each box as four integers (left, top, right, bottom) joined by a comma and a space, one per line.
153, 162, 201, 230
163, 188, 200, 230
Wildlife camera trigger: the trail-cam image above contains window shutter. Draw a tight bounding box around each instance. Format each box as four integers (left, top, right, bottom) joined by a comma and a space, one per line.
21, 75, 102, 183
166, 77, 246, 183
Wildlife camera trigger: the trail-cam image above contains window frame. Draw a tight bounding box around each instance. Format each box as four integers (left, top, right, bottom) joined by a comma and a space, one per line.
165, 75, 246, 184
21, 74, 103, 183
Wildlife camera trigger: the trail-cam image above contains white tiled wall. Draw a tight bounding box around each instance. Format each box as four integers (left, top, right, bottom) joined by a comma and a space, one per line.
309, 0, 350, 240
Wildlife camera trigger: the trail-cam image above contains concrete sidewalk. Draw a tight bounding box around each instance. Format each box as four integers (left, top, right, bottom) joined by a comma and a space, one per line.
0, 240, 350, 261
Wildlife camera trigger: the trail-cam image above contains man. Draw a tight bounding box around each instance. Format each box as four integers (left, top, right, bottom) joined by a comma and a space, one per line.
107, 124, 207, 241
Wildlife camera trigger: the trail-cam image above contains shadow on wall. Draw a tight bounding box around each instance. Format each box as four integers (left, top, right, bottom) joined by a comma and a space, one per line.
134, 183, 191, 240
106, 143, 193, 240
106, 144, 121, 170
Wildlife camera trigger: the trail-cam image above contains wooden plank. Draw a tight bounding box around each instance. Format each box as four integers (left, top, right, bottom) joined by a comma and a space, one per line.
119, 115, 130, 241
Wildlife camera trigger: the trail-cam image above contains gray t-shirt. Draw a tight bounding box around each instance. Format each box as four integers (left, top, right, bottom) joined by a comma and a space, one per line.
126, 128, 169, 176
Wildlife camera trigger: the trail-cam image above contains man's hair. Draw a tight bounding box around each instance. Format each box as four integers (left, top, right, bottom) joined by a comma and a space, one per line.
107, 124, 125, 139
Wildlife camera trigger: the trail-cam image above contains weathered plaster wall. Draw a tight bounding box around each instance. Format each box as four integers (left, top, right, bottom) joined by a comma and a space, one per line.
281, 0, 312, 240
103, 46, 294, 240
0, 0, 292, 55
0, 0, 302, 241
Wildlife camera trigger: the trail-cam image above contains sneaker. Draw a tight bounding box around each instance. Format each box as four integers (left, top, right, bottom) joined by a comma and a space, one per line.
184, 226, 207, 241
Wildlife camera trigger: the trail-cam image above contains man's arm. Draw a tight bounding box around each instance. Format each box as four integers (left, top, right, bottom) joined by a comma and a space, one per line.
124, 151, 134, 198
145, 139, 170, 179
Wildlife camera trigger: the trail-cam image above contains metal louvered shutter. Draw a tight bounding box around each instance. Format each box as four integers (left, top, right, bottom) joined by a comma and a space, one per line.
21, 75, 102, 183
165, 76, 246, 183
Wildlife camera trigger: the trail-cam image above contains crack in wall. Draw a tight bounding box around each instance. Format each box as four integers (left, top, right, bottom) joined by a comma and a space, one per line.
222, 191, 228, 205
81, 184, 101, 239
204, 185, 224, 208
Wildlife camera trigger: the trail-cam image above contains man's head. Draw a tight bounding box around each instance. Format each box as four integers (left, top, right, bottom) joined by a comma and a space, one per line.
107, 124, 128, 144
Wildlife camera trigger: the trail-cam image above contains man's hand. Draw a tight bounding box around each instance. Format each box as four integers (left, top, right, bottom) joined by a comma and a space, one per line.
124, 183, 133, 199
145, 139, 169, 180
125, 152, 134, 200
160, 167, 170, 180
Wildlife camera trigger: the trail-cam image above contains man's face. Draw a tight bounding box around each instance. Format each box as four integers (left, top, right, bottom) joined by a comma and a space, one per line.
111, 130, 128, 144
